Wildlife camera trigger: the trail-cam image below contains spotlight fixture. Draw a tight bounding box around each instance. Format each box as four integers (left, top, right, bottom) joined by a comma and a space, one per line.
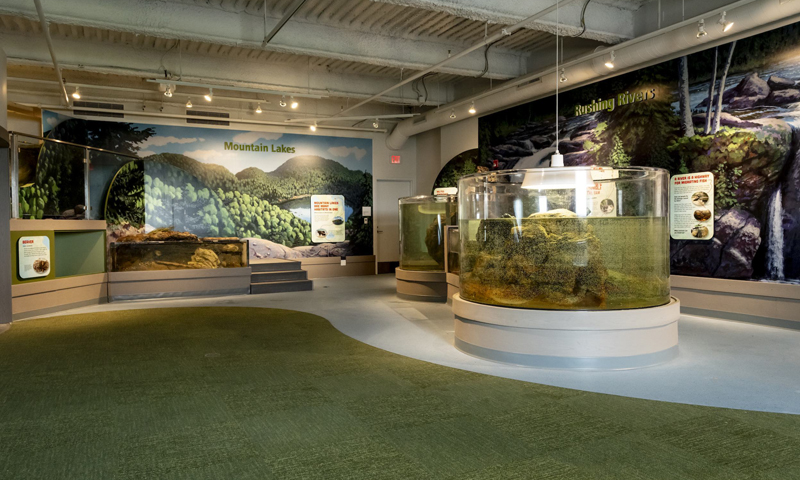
373, 119, 379, 129
468, 102, 476, 115
71, 86, 81, 99
559, 68, 567, 83
604, 51, 615, 69
255, 103, 262, 114
279, 96, 287, 107
290, 97, 299, 109
204, 88, 213, 102
186, 98, 193, 108
449, 109, 456, 119
310, 122, 317, 132
696, 19, 708, 38
719, 11, 733, 32
164, 85, 173, 97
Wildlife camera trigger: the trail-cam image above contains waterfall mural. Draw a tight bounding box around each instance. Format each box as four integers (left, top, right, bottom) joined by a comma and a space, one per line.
479, 21, 800, 285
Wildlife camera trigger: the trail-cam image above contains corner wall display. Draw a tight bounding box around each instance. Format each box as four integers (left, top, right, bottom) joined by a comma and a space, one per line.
42, 111, 373, 259
479, 21, 800, 285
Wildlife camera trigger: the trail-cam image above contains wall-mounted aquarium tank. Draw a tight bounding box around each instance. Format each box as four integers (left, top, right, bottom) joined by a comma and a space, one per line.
110, 230, 248, 272
399, 195, 458, 271
458, 167, 670, 310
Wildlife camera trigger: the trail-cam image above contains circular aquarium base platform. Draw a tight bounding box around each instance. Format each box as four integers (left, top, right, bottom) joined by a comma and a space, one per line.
452, 294, 680, 370
396, 268, 448, 302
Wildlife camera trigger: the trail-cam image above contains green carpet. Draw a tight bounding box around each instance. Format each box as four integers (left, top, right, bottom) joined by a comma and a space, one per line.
1, 307, 799, 479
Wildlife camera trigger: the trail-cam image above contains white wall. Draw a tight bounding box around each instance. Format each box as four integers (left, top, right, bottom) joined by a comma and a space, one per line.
7, 111, 40, 137
414, 129, 441, 195
440, 116, 478, 166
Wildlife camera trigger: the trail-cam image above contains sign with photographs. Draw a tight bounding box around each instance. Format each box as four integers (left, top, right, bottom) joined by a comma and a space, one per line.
670, 172, 714, 240
311, 195, 346, 243
17, 235, 51, 279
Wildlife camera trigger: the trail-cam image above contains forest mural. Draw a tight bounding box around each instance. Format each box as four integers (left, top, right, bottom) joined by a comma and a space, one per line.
31, 112, 373, 259
479, 21, 800, 285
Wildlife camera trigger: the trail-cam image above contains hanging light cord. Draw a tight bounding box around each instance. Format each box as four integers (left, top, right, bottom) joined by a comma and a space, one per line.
555, 0, 560, 155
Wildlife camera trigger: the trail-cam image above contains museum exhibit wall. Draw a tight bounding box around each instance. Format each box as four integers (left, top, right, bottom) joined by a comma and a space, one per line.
473, 20, 800, 325
6, 107, 418, 316
1, 48, 11, 323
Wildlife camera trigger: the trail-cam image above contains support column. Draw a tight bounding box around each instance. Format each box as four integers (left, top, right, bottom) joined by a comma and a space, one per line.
0, 48, 11, 324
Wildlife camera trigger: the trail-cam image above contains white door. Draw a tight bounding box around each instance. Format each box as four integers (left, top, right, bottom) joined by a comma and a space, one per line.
375, 180, 411, 263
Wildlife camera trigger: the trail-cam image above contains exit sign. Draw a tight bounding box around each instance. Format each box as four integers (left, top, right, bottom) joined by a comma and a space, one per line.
391, 155, 401, 164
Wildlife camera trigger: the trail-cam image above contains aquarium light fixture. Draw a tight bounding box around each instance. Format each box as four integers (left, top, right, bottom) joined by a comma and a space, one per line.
71, 86, 81, 99
310, 121, 317, 132
204, 88, 213, 102
719, 11, 733, 32
449, 109, 456, 119
255, 103, 262, 114
186, 98, 192, 108
279, 96, 287, 107
521, 169, 593, 190
604, 51, 615, 69
290, 97, 299, 109
696, 19, 708, 38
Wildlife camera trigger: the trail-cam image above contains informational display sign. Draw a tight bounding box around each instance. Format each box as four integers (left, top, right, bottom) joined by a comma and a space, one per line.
670, 172, 714, 240
434, 187, 458, 196
587, 167, 618, 217
17, 235, 51, 279
311, 195, 346, 243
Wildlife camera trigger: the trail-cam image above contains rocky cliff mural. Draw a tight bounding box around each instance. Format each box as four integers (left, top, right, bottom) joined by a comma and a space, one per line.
479, 22, 800, 284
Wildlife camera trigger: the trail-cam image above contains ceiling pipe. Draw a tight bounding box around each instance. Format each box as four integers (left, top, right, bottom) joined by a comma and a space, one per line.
16, 103, 388, 134
262, 0, 308, 48
387, 0, 796, 150
32, 0, 69, 106
336, 0, 579, 118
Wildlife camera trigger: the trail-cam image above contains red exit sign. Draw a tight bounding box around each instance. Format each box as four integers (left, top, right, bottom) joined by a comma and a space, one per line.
391, 155, 401, 164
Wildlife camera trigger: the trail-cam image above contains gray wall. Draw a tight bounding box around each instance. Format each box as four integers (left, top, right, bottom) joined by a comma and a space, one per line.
0, 48, 11, 323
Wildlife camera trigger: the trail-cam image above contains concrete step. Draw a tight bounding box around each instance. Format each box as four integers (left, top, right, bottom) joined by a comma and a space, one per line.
251, 270, 308, 283
250, 259, 303, 273
251, 279, 313, 294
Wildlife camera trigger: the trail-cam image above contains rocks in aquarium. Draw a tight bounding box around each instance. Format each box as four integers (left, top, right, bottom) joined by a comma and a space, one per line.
117, 228, 199, 243
464, 214, 608, 308
188, 248, 221, 269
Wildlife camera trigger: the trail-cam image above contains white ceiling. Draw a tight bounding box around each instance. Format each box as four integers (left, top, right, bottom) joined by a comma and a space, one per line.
0, 0, 659, 126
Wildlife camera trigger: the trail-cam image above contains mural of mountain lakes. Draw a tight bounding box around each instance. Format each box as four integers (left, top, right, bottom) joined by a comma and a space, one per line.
480, 23, 800, 284
31, 114, 373, 259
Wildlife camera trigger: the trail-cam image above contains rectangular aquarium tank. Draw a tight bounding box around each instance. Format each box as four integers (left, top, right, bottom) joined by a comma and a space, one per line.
458, 167, 670, 310
110, 237, 248, 272
399, 195, 458, 271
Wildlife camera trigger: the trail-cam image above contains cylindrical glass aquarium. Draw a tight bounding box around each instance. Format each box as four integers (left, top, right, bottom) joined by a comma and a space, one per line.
458, 167, 669, 310
399, 195, 458, 271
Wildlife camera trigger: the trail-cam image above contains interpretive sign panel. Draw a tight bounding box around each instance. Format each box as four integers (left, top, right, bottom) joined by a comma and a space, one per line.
670, 172, 714, 240
311, 195, 346, 243
17, 235, 51, 279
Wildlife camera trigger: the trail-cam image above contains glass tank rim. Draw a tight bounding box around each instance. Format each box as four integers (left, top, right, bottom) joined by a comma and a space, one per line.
399, 194, 458, 204
458, 165, 669, 183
